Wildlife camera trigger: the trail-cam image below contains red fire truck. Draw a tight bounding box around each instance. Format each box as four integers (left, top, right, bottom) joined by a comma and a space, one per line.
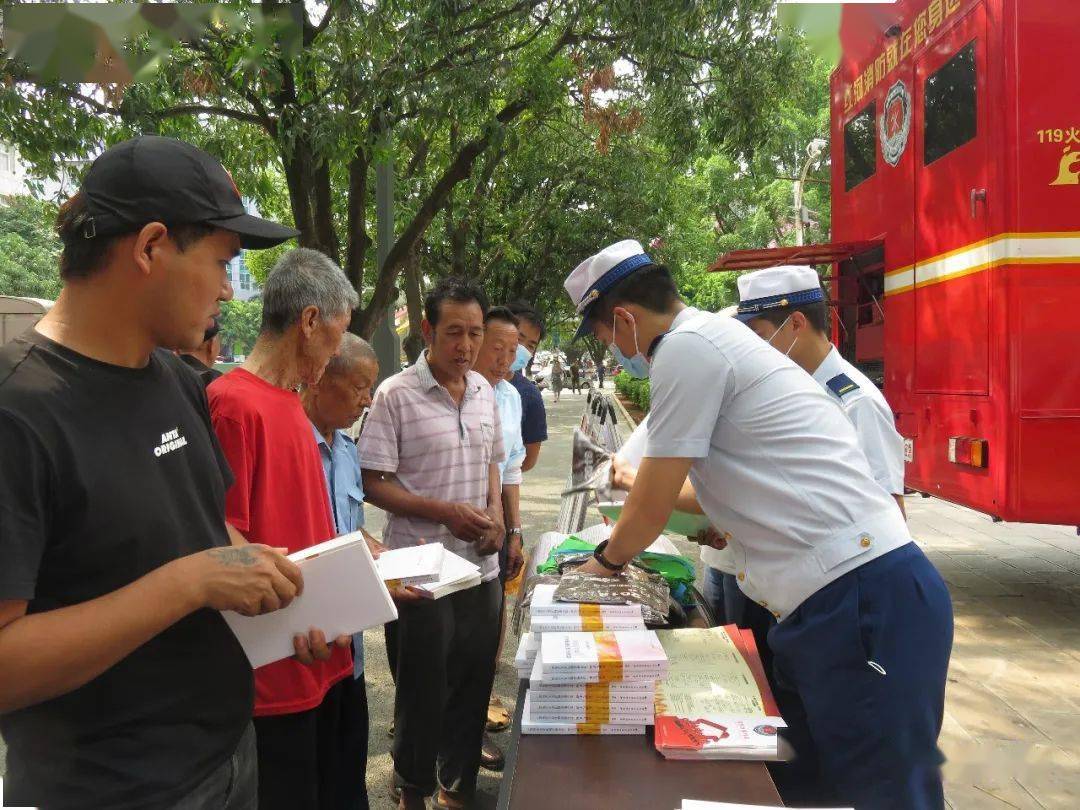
713, 0, 1080, 527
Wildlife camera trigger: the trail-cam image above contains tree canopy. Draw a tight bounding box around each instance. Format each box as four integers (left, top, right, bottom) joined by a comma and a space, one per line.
1, 0, 813, 340
0, 197, 61, 300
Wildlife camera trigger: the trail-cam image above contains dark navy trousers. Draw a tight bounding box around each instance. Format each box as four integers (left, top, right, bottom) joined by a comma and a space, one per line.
768, 542, 954, 810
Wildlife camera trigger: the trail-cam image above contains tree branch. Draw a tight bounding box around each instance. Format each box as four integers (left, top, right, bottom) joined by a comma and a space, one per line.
355, 96, 532, 337
145, 104, 266, 126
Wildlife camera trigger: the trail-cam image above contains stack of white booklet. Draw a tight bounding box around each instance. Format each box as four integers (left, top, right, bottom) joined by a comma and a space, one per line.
528, 582, 646, 633
223, 532, 397, 669
522, 630, 668, 736
520, 693, 648, 736
514, 632, 541, 679
375, 543, 445, 587
415, 548, 482, 599
535, 629, 668, 683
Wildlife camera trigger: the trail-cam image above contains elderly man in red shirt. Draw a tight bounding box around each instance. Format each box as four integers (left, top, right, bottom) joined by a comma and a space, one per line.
209, 247, 362, 810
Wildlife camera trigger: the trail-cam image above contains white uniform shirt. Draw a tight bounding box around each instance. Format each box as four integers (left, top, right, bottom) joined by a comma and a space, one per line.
811, 346, 905, 496
644, 308, 911, 619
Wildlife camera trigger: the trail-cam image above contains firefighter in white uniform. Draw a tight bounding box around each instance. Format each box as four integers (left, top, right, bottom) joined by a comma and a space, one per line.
566, 240, 953, 810
737, 264, 905, 514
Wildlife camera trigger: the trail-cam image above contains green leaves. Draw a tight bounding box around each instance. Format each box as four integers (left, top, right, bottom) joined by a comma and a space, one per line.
218, 299, 263, 356
0, 197, 61, 300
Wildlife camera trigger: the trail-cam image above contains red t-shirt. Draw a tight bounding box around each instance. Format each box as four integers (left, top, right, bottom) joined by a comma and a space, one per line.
208, 368, 352, 717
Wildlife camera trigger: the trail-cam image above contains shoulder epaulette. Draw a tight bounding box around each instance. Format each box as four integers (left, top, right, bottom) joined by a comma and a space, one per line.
826, 373, 860, 399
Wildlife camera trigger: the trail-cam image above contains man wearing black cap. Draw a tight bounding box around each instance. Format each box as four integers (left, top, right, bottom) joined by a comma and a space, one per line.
181, 316, 225, 387
0, 136, 306, 809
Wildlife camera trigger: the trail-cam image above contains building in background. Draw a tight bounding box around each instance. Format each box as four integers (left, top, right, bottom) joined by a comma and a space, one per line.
226, 198, 264, 301
228, 250, 259, 301
0, 142, 29, 197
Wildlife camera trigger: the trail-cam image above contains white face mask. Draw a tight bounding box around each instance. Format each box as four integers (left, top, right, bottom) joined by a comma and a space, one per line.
611, 310, 650, 379
766, 314, 799, 357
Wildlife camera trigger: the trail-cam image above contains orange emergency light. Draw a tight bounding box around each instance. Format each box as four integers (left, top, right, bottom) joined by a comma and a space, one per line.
948, 437, 988, 469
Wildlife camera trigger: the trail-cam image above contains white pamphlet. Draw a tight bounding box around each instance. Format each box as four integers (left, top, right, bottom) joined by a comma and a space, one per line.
223, 532, 398, 669
415, 547, 482, 599
375, 543, 445, 587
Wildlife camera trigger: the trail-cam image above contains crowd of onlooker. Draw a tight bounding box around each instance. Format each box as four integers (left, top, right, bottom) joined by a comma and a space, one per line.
0, 136, 552, 810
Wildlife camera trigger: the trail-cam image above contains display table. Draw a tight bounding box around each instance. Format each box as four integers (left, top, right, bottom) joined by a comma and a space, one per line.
495, 681, 783, 810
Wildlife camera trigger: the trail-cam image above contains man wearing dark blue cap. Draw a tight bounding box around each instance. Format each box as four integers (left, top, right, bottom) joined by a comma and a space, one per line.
0, 136, 309, 809
565, 240, 953, 810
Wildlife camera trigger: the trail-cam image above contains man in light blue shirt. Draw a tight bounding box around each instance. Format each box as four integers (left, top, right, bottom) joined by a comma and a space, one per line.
301, 332, 382, 810
470, 305, 527, 772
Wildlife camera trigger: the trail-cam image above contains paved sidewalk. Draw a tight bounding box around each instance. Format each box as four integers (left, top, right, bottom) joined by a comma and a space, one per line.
907, 497, 1080, 809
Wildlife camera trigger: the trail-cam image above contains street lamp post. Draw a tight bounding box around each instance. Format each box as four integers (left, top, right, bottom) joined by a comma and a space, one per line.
794, 138, 828, 246
371, 135, 401, 385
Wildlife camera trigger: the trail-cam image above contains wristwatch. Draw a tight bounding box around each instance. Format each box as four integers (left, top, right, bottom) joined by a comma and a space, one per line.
592, 540, 627, 572
507, 527, 523, 540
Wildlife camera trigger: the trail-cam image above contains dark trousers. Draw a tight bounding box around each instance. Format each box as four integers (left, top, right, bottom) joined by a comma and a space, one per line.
172, 723, 258, 810
253, 673, 370, 810
768, 543, 954, 810
384, 578, 502, 797
721, 572, 819, 801
722, 571, 777, 677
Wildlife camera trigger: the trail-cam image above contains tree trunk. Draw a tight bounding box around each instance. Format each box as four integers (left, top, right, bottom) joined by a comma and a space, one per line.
312, 156, 340, 265
402, 242, 425, 364
282, 143, 317, 248
344, 145, 372, 305
353, 96, 530, 338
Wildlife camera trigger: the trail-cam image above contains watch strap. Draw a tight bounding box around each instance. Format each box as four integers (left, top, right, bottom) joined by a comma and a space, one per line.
593, 540, 626, 572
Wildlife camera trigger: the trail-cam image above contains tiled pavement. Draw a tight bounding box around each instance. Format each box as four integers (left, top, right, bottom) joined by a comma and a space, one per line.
905, 496, 1080, 809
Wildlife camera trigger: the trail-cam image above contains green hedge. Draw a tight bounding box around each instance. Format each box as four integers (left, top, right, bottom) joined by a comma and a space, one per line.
614, 372, 650, 412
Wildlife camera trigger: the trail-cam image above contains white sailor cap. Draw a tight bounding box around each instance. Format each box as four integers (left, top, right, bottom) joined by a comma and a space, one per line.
735, 265, 824, 322
564, 239, 654, 341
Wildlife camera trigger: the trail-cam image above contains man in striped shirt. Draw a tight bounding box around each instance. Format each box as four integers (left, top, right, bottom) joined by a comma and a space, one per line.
360, 277, 505, 810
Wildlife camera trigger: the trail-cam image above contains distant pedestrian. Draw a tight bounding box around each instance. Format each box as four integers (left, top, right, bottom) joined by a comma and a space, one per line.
551, 357, 564, 403
569, 359, 581, 393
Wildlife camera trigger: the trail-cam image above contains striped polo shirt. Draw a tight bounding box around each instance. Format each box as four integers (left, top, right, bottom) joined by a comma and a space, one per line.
359, 351, 505, 581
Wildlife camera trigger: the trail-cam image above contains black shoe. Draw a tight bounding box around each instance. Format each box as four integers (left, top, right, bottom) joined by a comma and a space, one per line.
480, 733, 505, 772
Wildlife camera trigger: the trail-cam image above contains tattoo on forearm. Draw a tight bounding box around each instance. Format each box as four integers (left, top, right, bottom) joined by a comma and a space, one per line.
209, 547, 259, 566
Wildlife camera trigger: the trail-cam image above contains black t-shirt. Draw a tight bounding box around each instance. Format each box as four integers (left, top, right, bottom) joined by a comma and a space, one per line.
0, 330, 253, 809
178, 352, 223, 387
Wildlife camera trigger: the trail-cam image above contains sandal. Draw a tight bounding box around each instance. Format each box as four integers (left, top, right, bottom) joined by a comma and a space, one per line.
430, 789, 466, 810
486, 697, 511, 733
479, 732, 505, 772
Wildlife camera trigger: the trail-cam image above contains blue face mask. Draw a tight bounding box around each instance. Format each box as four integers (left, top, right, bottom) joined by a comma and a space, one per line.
510, 344, 531, 373
611, 312, 650, 379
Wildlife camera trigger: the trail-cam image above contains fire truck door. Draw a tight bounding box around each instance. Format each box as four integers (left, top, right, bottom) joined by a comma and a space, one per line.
913, 5, 991, 395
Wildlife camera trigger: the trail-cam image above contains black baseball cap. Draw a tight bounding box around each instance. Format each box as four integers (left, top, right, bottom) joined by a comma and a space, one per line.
80, 135, 299, 249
